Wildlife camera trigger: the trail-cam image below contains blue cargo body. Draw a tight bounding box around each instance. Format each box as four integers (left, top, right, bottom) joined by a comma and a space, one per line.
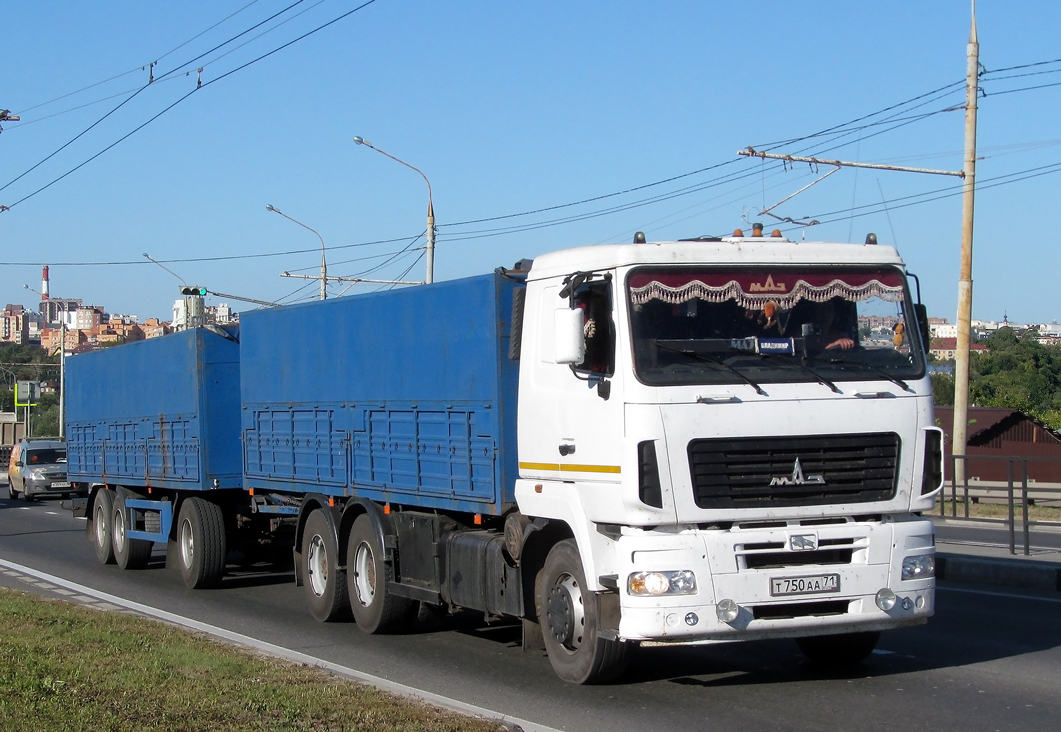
65, 328, 243, 491
239, 272, 521, 515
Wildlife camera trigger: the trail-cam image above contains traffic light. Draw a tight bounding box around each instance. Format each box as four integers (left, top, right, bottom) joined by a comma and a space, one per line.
180, 286, 207, 296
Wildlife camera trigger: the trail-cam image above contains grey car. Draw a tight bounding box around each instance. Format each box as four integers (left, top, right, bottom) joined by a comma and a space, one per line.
6, 439, 76, 500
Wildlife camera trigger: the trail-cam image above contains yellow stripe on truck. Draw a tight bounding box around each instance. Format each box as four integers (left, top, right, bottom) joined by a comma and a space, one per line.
519, 462, 621, 474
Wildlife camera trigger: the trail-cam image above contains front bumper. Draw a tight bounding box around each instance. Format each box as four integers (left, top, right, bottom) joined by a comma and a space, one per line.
23, 475, 76, 498
614, 516, 934, 644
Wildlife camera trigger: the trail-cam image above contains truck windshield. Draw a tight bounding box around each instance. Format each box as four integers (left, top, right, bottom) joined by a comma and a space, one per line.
627, 266, 925, 387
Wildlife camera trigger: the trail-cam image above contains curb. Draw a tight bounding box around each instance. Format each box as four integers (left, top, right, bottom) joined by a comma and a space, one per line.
937, 553, 1061, 592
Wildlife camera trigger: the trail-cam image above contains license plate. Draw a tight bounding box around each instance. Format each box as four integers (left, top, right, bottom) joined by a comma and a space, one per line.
770, 573, 840, 596
50, 481, 71, 488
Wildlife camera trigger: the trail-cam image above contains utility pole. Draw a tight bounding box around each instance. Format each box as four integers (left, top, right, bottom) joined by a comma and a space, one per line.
952, 1, 980, 482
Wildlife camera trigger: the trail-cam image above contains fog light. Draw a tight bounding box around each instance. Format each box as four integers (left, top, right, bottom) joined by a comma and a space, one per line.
901, 597, 913, 610
915, 595, 925, 610
716, 598, 739, 623
902, 554, 935, 580
875, 588, 897, 611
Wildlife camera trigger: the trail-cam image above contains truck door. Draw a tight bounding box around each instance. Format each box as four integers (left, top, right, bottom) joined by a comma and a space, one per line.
520, 275, 625, 484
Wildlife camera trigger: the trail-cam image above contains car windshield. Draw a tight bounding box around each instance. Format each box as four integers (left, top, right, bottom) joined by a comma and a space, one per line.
627, 266, 925, 387
26, 449, 66, 465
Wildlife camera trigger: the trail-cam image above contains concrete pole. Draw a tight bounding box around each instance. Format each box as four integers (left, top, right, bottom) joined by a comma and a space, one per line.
952, 2, 979, 481
425, 199, 435, 284
59, 313, 66, 439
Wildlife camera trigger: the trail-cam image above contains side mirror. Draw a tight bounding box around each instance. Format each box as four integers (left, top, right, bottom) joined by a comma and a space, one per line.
14, 460, 23, 467
554, 308, 585, 365
914, 303, 930, 350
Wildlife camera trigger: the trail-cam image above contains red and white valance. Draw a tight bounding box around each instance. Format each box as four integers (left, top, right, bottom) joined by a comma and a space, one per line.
629, 270, 905, 310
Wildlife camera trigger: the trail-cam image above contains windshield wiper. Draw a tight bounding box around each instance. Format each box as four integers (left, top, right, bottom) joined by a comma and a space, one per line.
754, 353, 841, 394
654, 341, 767, 396
805, 354, 913, 393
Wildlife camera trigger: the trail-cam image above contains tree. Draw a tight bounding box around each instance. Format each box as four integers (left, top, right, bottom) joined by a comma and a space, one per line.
968, 327, 1061, 430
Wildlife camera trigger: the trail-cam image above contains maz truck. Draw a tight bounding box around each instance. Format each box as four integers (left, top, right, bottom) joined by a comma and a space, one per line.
68, 230, 942, 684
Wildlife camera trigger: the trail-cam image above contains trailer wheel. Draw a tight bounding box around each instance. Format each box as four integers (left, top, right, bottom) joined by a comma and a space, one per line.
171, 497, 227, 589
112, 493, 153, 570
92, 489, 115, 565
538, 539, 630, 684
301, 509, 350, 622
347, 514, 417, 633
796, 631, 880, 668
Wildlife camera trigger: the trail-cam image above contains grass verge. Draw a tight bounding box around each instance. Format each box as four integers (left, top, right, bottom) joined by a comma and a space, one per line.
0, 587, 505, 732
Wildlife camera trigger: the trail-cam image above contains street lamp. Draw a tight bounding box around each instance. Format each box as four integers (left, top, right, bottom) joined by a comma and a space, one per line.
266, 204, 328, 300
24, 283, 67, 439
352, 136, 435, 284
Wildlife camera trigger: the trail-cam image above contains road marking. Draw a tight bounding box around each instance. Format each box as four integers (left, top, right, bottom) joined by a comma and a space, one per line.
938, 585, 1061, 604
45, 511, 58, 515
0, 557, 561, 732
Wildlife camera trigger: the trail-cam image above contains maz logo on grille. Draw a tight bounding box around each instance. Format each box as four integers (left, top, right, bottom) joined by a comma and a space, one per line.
769, 458, 825, 486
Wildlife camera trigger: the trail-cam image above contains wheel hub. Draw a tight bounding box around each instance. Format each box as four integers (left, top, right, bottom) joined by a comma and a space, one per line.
180, 518, 195, 568
545, 585, 575, 646
545, 571, 587, 653
353, 541, 376, 607
307, 534, 328, 597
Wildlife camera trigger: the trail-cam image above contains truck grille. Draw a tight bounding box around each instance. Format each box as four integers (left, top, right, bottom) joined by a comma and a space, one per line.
688, 433, 900, 509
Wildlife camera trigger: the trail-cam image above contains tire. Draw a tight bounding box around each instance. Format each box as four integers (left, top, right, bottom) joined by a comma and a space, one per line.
301, 509, 350, 622
170, 497, 227, 589
92, 489, 116, 565
346, 513, 417, 633
8, 483, 18, 500
538, 539, 630, 684
796, 631, 880, 668
112, 492, 153, 570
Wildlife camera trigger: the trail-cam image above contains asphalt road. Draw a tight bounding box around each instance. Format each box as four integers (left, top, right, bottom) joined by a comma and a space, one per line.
2, 492, 1060, 732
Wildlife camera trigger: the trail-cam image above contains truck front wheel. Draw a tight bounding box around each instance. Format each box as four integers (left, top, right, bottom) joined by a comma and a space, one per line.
538, 539, 630, 684
346, 514, 416, 633
92, 489, 115, 565
170, 497, 227, 589
301, 509, 350, 622
112, 493, 153, 570
796, 631, 880, 668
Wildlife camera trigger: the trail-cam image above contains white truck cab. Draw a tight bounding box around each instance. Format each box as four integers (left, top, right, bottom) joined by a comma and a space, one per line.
515, 233, 941, 681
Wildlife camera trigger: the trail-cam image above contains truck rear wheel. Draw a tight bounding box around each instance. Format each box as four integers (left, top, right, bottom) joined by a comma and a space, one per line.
796, 631, 880, 668
92, 489, 115, 565
538, 539, 630, 684
346, 514, 417, 633
112, 493, 153, 570
171, 497, 227, 589
301, 509, 350, 622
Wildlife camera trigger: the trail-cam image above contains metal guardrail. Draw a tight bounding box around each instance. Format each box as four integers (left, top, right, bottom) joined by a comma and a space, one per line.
942, 454, 1061, 556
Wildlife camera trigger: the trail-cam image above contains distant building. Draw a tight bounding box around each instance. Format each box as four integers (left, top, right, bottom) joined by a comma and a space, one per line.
929, 337, 988, 361
935, 406, 1061, 484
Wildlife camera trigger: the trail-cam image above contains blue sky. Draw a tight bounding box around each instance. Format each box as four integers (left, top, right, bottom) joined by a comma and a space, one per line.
2, 1, 1060, 325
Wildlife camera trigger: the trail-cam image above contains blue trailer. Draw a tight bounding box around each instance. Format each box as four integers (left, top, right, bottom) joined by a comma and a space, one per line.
238, 271, 520, 515
67, 326, 248, 585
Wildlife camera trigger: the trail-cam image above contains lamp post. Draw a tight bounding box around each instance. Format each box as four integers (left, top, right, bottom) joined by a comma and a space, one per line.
266, 205, 328, 300
352, 136, 435, 284
24, 284, 66, 439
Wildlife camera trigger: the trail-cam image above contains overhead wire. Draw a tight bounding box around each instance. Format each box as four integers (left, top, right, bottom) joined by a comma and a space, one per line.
1, 0, 379, 210
1, 0, 312, 195
11, 0, 265, 116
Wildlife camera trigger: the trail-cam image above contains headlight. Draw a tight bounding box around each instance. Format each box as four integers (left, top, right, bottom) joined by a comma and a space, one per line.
628, 570, 697, 596
902, 554, 935, 580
